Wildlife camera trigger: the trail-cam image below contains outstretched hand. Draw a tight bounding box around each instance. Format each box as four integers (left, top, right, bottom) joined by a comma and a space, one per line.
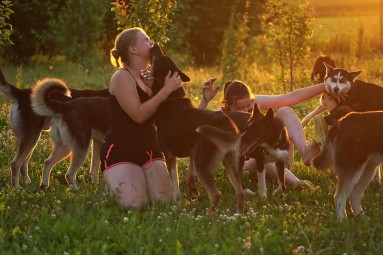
202, 77, 219, 102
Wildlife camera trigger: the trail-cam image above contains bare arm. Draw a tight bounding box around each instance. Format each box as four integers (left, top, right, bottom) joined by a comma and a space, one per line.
110, 70, 180, 124
301, 105, 326, 128
255, 83, 326, 110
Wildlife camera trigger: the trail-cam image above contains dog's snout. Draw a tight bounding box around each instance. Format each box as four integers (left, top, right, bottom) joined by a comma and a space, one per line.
333, 86, 339, 94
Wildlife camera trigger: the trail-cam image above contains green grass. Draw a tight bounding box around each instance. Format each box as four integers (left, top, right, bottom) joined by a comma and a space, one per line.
1, 60, 383, 254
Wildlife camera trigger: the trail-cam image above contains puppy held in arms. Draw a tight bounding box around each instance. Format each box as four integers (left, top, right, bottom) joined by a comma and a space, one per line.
312, 110, 383, 222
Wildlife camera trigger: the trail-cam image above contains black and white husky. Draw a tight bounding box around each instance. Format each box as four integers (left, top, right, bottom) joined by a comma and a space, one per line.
31, 79, 109, 191
0, 70, 108, 188
323, 64, 383, 185
312, 111, 383, 222
323, 63, 383, 124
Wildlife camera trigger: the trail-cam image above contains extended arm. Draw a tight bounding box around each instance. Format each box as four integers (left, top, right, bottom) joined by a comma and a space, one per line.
255, 83, 326, 110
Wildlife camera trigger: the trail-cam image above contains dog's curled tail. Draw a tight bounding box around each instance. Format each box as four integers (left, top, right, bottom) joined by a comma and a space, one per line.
0, 69, 23, 102
311, 123, 338, 170
196, 125, 239, 152
31, 78, 71, 117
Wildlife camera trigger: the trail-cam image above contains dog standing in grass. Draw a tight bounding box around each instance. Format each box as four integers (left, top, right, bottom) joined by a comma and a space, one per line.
31, 78, 109, 191
312, 110, 383, 222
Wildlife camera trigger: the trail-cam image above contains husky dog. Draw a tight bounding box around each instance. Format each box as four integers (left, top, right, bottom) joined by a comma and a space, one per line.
312, 111, 383, 222
323, 63, 383, 125
31, 79, 109, 191
311, 55, 336, 82
0, 70, 108, 187
239, 104, 290, 198
150, 44, 244, 214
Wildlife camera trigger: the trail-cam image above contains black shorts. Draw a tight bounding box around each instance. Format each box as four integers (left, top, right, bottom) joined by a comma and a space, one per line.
100, 143, 164, 173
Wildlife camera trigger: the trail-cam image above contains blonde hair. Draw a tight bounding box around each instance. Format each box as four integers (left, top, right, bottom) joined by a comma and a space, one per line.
110, 27, 145, 68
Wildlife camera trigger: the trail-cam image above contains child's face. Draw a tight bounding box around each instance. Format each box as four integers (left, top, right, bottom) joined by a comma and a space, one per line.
228, 97, 252, 112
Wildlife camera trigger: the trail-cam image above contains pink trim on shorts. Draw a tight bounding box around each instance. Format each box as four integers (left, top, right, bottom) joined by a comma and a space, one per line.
103, 144, 115, 169
142, 158, 165, 170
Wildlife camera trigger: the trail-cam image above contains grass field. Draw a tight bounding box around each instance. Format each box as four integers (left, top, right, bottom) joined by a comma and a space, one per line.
1, 61, 383, 254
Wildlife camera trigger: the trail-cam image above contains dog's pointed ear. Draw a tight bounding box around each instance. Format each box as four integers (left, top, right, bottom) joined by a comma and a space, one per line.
251, 103, 261, 115
323, 62, 334, 69
350, 71, 362, 81
324, 62, 334, 76
265, 107, 274, 120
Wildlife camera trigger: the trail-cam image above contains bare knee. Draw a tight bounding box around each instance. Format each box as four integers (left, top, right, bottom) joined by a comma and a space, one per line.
275, 106, 295, 119
119, 197, 148, 211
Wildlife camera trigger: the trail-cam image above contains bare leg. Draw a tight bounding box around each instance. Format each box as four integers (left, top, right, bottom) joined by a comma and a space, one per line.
144, 160, 173, 203
275, 107, 320, 165
103, 164, 149, 210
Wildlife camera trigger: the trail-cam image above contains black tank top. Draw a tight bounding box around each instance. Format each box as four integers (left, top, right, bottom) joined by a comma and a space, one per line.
105, 68, 158, 150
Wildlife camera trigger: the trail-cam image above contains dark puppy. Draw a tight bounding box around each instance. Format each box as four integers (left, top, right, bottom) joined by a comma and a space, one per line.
323, 63, 383, 125
150, 44, 244, 214
311, 55, 336, 82
237, 104, 289, 197
0, 70, 108, 187
312, 111, 383, 222
31, 78, 109, 191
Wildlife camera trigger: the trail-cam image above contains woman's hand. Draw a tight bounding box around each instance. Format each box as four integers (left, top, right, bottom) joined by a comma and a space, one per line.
141, 69, 154, 87
202, 77, 218, 103
162, 71, 182, 95
320, 92, 338, 112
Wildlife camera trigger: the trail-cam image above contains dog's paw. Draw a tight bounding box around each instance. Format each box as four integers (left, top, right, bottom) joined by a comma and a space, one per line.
68, 184, 79, 192
23, 176, 32, 185
39, 184, 48, 191
244, 188, 256, 196
272, 187, 283, 196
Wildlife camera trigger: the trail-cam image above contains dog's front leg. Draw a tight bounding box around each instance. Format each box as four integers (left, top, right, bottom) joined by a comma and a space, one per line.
256, 157, 267, 198
90, 138, 102, 184
272, 161, 285, 196
165, 153, 179, 201
187, 156, 199, 201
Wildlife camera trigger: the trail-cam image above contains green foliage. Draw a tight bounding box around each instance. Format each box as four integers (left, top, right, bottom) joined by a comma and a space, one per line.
220, 0, 265, 81
5, 0, 62, 63
44, 0, 109, 68
112, 0, 176, 46
0, 0, 13, 49
263, 0, 314, 92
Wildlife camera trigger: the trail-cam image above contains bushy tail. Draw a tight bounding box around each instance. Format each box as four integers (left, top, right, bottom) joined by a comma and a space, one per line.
195, 125, 239, 152
311, 123, 339, 170
31, 78, 71, 117
0, 69, 23, 102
